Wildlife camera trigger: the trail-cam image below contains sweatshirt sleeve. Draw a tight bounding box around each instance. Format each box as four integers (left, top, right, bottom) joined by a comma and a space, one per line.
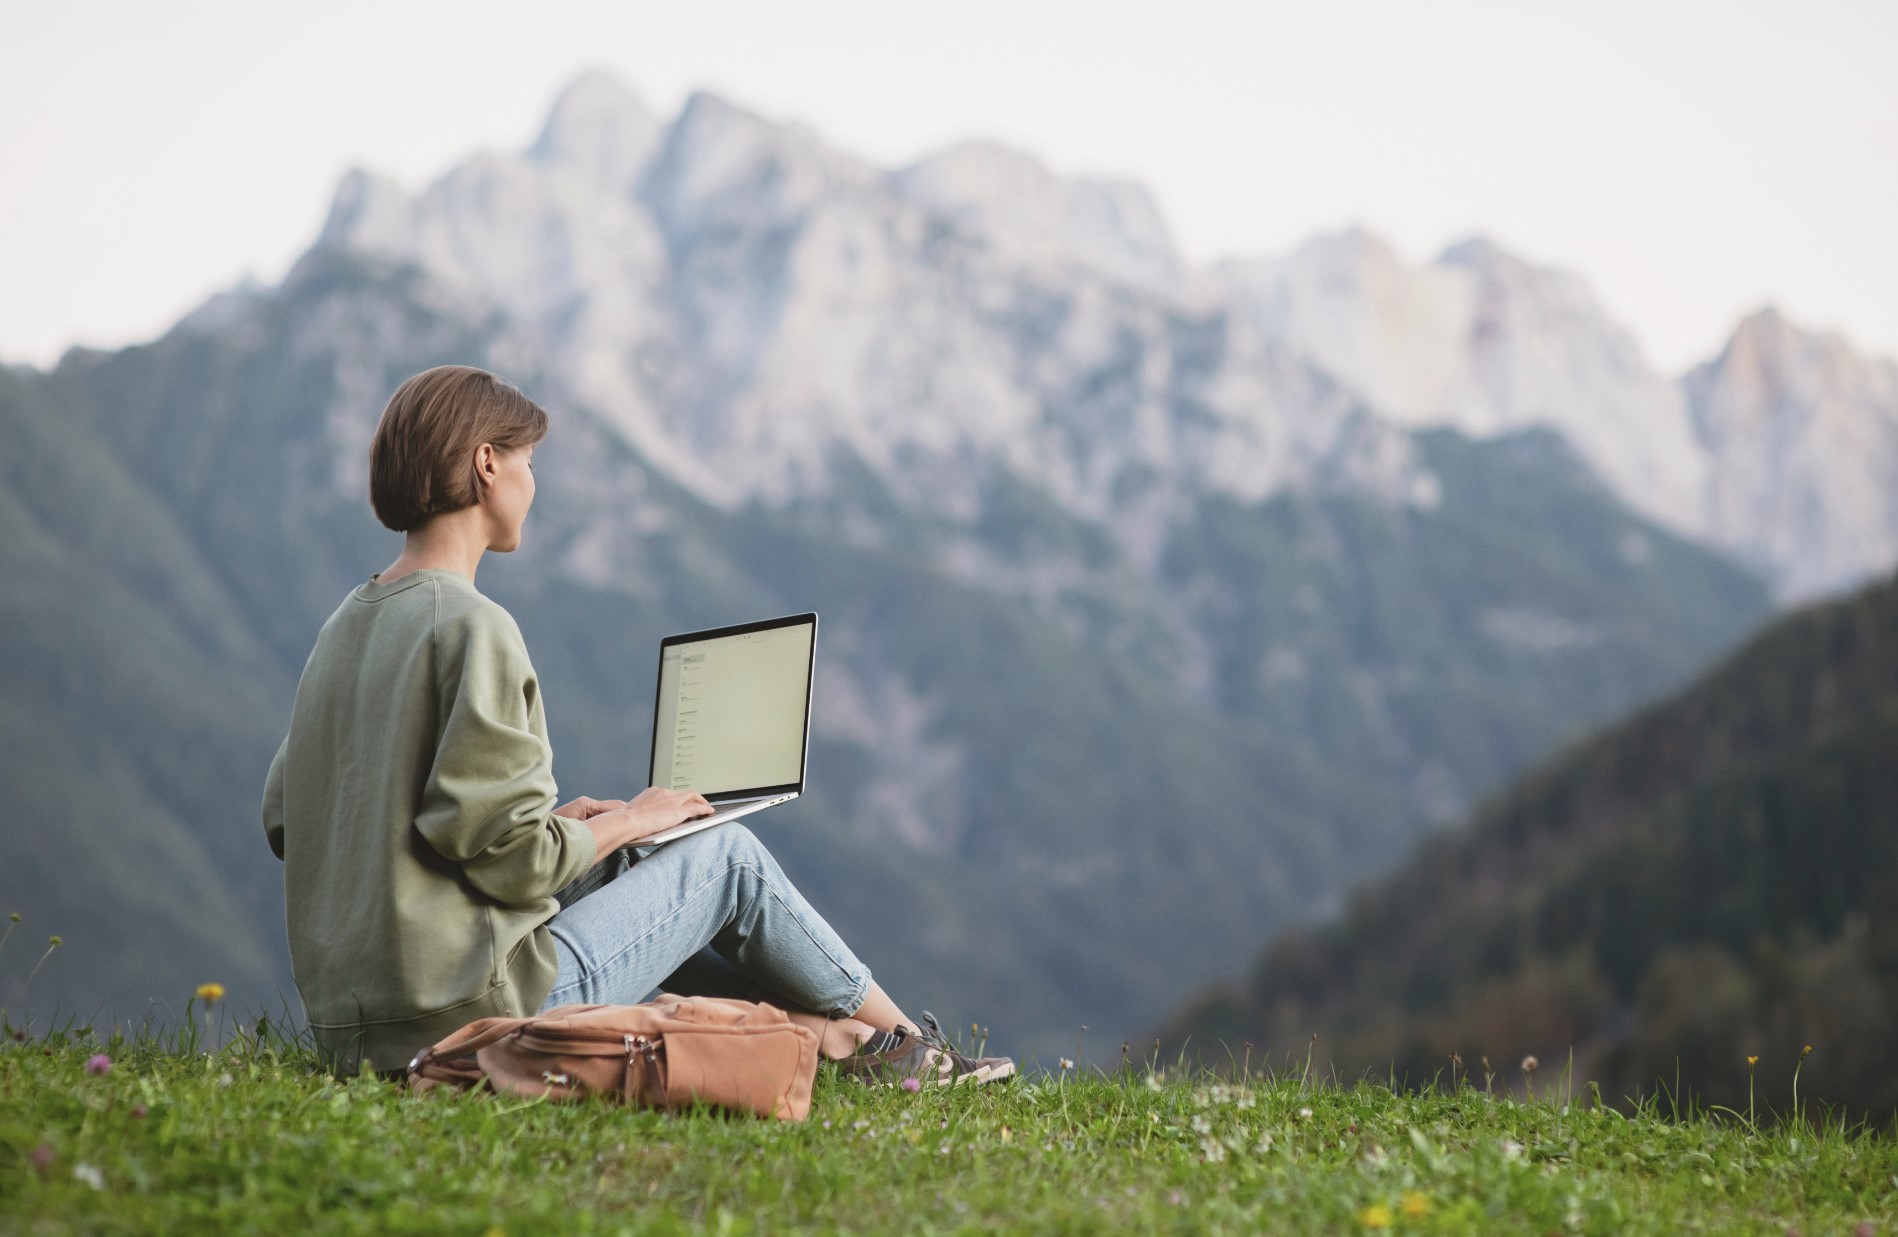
415, 604, 598, 904
263, 734, 287, 861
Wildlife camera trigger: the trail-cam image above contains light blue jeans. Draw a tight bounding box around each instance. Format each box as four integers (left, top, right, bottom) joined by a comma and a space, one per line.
535, 822, 872, 1019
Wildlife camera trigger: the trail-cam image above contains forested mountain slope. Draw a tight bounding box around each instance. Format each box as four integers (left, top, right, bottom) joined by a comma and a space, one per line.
1161, 571, 1898, 1116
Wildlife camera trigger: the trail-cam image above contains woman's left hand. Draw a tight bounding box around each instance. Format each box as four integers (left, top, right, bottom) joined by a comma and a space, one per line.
553, 796, 628, 821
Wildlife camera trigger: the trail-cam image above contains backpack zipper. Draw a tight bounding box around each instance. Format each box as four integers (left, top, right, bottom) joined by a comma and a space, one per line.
625, 1033, 663, 1104
624, 1033, 658, 1067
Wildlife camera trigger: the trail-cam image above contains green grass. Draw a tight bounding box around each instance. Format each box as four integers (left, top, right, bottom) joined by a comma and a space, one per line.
3, 1018, 1895, 1235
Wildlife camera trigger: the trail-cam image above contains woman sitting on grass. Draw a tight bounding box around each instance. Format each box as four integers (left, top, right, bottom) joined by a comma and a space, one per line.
262, 364, 1012, 1087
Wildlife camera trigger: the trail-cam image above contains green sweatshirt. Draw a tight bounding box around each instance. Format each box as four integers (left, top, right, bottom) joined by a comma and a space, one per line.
262, 567, 598, 1075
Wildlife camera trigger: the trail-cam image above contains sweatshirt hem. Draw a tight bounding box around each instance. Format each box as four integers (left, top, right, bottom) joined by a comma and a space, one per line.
312, 983, 517, 1077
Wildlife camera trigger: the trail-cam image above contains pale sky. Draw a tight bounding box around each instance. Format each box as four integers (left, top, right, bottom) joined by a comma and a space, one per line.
2, 0, 1893, 374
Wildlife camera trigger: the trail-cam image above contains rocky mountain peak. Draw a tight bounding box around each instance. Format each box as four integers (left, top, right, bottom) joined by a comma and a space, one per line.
1707, 305, 1888, 400
640, 88, 873, 242
893, 139, 1069, 239
1685, 306, 1898, 598
1211, 225, 1474, 428
1690, 305, 1897, 436
1434, 233, 1512, 272
315, 166, 415, 258
1218, 224, 1711, 534
527, 69, 664, 195
1433, 233, 1616, 343
1711, 307, 1803, 401
893, 139, 1183, 293
1731, 302, 1791, 341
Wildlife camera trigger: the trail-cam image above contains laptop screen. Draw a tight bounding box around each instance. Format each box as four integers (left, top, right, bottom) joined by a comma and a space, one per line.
648, 614, 816, 799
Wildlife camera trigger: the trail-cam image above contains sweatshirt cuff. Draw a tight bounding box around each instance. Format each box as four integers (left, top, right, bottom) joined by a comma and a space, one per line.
554, 811, 599, 885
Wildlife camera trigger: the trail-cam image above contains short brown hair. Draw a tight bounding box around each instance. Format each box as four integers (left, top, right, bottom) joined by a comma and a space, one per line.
368, 365, 549, 532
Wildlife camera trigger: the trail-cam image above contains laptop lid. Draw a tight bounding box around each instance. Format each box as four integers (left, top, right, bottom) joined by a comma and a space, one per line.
648, 612, 817, 803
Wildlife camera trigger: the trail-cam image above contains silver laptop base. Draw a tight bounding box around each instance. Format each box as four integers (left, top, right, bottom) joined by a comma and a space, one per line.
640, 793, 798, 846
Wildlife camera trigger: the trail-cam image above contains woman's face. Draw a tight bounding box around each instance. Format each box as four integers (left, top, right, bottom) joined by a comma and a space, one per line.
479, 441, 537, 552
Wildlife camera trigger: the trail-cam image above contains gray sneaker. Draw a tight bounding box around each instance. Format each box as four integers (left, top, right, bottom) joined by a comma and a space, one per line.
835, 1012, 1015, 1087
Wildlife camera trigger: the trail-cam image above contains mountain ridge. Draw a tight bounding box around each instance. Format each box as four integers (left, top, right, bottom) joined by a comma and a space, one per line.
275, 70, 1898, 601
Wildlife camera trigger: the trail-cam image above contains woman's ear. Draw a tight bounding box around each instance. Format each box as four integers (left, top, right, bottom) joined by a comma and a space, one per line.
472, 442, 498, 496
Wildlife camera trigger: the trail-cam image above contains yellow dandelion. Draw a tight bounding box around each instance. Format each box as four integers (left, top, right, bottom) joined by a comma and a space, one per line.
1746, 1055, 1758, 1068
1400, 1191, 1431, 1218
1800, 1044, 1813, 1059
196, 982, 226, 1004
1360, 1203, 1392, 1229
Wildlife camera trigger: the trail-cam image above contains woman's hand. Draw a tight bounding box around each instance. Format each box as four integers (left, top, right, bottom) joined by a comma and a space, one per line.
581, 787, 715, 855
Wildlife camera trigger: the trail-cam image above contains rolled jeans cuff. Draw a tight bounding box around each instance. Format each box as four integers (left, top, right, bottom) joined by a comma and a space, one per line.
825, 967, 873, 1021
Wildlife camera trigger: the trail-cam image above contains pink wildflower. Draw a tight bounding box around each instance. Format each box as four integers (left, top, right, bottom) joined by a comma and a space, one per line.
84, 1054, 111, 1076
901, 1076, 922, 1092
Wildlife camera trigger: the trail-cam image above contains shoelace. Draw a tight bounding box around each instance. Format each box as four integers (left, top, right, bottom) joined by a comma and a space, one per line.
913, 1011, 955, 1050
910, 1012, 982, 1075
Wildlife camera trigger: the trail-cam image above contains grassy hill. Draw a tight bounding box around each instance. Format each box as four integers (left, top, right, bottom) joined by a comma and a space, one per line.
1161, 570, 1898, 1119
2, 1018, 1893, 1234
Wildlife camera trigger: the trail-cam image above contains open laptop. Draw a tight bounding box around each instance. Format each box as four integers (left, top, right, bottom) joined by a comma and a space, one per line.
640, 612, 818, 846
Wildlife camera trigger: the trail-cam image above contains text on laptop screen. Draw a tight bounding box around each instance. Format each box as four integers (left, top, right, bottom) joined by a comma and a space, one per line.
650, 622, 813, 796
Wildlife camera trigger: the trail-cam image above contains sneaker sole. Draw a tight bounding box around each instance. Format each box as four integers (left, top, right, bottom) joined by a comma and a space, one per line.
832, 1045, 1017, 1088
947, 1060, 1015, 1086
900, 1059, 1016, 1087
